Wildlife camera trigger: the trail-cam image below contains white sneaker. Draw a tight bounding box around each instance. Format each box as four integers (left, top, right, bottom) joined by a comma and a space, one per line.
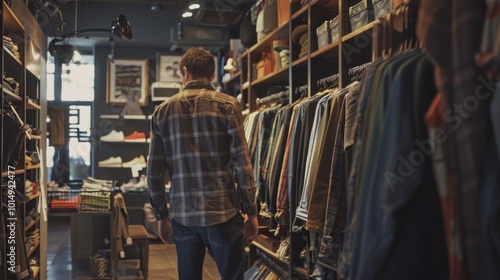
121, 179, 137, 188
120, 179, 136, 193
100, 130, 124, 142
134, 175, 147, 189
98, 156, 123, 167
122, 155, 146, 168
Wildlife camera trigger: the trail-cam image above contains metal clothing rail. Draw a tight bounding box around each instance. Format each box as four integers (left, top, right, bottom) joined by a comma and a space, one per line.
295, 84, 308, 97
317, 73, 339, 91
255, 249, 291, 279
256, 90, 290, 107
348, 62, 372, 81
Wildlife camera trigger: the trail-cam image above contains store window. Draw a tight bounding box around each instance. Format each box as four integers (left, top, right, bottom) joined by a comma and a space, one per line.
46, 49, 94, 182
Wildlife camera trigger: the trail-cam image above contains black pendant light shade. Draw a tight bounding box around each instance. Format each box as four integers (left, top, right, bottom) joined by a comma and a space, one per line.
49, 14, 133, 63
111, 14, 133, 40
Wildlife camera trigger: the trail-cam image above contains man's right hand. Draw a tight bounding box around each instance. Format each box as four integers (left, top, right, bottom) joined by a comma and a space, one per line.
158, 216, 173, 244
243, 214, 259, 245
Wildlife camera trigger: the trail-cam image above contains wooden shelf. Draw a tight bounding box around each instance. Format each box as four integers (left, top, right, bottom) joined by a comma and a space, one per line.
292, 3, 309, 21
251, 66, 289, 87
27, 100, 41, 110
31, 266, 40, 278
247, 21, 290, 55
3, 88, 22, 101
27, 134, 42, 140
27, 241, 39, 257
292, 55, 308, 68
342, 20, 376, 42
2, 169, 25, 177
311, 40, 339, 60
28, 192, 40, 202
3, 2, 24, 33
26, 163, 41, 170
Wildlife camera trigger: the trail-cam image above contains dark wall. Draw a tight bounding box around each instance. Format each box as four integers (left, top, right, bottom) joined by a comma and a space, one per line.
91, 45, 166, 182
40, 1, 244, 49
42, 1, 184, 48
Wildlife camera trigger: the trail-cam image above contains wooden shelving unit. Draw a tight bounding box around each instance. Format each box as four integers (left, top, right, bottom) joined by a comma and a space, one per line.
240, 0, 377, 278
1, 1, 48, 279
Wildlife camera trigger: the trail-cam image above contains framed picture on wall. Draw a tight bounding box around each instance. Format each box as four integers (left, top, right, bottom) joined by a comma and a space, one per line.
156, 52, 219, 84
107, 58, 149, 105
157, 54, 183, 83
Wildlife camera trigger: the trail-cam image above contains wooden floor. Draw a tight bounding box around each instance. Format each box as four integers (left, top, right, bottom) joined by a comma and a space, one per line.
47, 218, 221, 280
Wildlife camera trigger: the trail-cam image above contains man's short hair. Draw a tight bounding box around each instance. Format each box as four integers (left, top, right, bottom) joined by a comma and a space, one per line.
179, 47, 215, 79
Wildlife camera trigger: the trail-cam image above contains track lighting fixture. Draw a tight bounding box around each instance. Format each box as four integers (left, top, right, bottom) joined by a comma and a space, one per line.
49, 14, 133, 64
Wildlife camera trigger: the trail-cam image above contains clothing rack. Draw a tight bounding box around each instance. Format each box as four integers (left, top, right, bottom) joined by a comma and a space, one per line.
256, 90, 290, 107
294, 84, 308, 97
255, 249, 291, 279
317, 74, 339, 91
348, 62, 372, 82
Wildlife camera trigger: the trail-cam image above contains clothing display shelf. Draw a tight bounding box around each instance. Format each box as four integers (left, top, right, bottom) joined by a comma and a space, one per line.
95, 115, 150, 183
240, 0, 392, 278
1, 1, 48, 279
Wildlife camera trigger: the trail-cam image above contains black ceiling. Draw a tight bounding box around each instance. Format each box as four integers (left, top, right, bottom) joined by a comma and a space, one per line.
38, 0, 253, 50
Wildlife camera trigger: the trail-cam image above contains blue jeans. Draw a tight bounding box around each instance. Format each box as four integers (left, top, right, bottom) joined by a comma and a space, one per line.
172, 214, 245, 280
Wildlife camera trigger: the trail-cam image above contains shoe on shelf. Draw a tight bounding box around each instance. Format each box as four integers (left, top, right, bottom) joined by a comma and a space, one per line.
122, 155, 146, 168
28, 208, 39, 219
121, 175, 147, 192
98, 156, 123, 168
120, 178, 137, 193
124, 131, 146, 142
27, 97, 39, 105
100, 130, 124, 142
121, 179, 137, 188
134, 175, 147, 189
25, 152, 40, 165
24, 124, 41, 136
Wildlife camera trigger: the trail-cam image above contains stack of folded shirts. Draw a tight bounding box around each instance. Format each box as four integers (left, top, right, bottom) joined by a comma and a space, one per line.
3, 75, 20, 95
47, 181, 71, 192
81, 177, 113, 212
3, 36, 21, 60
49, 193, 81, 212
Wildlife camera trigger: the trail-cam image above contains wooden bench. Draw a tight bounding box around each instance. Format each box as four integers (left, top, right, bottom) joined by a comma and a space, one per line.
127, 225, 150, 279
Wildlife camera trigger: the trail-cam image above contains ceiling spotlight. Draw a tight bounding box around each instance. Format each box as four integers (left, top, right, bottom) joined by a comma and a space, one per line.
182, 11, 193, 18
151, 3, 160, 12
188, 3, 200, 10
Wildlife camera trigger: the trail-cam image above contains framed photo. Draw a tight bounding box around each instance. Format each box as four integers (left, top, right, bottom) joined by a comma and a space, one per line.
107, 58, 149, 105
157, 54, 183, 83
156, 53, 219, 84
